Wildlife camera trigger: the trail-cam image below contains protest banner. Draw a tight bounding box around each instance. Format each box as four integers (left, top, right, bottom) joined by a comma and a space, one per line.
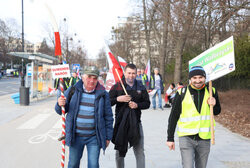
189, 36, 235, 81
51, 64, 71, 79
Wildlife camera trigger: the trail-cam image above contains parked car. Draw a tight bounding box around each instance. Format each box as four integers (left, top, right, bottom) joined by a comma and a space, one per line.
6, 69, 17, 77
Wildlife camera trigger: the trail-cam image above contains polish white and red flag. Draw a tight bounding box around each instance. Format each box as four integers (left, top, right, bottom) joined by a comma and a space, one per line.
105, 52, 125, 91
118, 56, 127, 68
45, 3, 62, 57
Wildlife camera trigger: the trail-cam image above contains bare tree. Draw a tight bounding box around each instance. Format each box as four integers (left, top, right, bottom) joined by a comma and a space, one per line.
109, 0, 250, 83
96, 47, 107, 69
108, 21, 140, 63
37, 38, 54, 55
0, 18, 22, 69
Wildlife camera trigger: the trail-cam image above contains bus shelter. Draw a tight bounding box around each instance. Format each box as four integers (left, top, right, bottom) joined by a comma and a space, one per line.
8, 52, 58, 98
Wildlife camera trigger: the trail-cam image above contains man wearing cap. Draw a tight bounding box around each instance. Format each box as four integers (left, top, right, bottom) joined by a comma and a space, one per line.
69, 70, 80, 87
55, 66, 114, 168
166, 66, 221, 168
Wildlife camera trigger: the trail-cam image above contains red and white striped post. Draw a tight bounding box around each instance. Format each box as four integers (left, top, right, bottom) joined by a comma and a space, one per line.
45, 3, 66, 167
60, 78, 66, 168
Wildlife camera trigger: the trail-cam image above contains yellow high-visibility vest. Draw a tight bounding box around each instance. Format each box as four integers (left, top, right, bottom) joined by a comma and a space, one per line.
177, 87, 215, 139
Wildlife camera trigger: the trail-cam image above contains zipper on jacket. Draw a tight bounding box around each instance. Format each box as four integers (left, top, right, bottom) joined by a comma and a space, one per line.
198, 90, 200, 113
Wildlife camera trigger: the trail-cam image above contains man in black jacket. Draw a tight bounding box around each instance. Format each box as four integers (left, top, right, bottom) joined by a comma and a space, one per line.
109, 63, 150, 168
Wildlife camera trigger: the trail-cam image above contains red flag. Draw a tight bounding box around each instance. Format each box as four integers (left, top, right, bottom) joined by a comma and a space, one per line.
54, 32, 62, 56
108, 52, 123, 83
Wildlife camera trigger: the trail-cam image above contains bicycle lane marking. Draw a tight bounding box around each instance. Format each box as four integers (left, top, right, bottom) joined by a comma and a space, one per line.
28, 118, 62, 144
17, 113, 51, 129
28, 129, 61, 144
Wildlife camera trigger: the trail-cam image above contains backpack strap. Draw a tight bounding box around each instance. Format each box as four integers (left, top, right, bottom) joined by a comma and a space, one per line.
177, 86, 187, 102
68, 86, 75, 103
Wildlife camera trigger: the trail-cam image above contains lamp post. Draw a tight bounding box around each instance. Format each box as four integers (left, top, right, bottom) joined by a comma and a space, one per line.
22, 0, 24, 52
21, 0, 25, 87
19, 0, 29, 106
63, 18, 78, 65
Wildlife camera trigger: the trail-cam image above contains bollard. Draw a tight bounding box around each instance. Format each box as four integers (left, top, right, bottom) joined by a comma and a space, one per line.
20, 87, 29, 106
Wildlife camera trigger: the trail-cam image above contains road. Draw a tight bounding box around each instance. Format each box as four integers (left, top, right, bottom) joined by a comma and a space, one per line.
0, 95, 250, 167
0, 77, 20, 96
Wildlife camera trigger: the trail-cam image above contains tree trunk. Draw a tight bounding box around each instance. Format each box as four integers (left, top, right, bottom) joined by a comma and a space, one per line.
174, 40, 182, 83
142, 0, 151, 62
160, 0, 170, 82
174, 0, 193, 83
219, 1, 227, 41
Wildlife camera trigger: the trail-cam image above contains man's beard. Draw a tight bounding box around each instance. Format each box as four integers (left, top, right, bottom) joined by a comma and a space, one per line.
126, 78, 134, 85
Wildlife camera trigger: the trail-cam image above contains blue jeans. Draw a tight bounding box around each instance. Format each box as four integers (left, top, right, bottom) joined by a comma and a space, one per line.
68, 135, 101, 168
152, 89, 162, 108
179, 136, 210, 168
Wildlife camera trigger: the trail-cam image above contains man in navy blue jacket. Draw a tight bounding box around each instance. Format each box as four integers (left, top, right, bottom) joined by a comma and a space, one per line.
55, 66, 113, 168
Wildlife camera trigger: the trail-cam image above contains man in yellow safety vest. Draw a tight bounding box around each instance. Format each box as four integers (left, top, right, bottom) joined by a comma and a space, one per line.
166, 66, 221, 168
69, 70, 80, 87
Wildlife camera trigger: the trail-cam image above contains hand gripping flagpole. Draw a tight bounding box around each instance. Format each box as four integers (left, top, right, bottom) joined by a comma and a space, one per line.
115, 69, 128, 95
45, 3, 66, 167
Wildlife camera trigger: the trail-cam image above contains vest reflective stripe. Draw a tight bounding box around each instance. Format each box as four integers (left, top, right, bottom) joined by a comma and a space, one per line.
142, 74, 147, 85
179, 115, 211, 122
177, 86, 216, 139
69, 78, 73, 86
150, 76, 154, 88
65, 80, 69, 88
55, 78, 59, 88
177, 127, 212, 134
56, 78, 69, 89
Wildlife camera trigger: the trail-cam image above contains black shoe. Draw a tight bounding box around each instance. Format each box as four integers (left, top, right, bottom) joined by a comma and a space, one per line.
161, 107, 164, 110
166, 104, 171, 108
164, 104, 171, 108
153, 107, 156, 110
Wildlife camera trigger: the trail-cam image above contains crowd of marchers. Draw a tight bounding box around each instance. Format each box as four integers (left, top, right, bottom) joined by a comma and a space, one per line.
55, 64, 221, 168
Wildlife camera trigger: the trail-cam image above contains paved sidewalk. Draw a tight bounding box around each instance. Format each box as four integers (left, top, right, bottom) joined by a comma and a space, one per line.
97, 108, 250, 168
0, 93, 55, 125
1, 95, 250, 168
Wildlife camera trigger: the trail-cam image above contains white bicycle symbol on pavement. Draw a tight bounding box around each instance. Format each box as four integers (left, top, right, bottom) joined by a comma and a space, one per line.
28, 129, 61, 144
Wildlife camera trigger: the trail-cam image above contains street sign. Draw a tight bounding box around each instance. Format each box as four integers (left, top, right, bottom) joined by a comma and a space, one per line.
189, 36, 235, 81
51, 64, 70, 79
72, 64, 80, 72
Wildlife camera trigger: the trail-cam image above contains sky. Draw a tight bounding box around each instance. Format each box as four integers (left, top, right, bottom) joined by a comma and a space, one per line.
0, 0, 134, 58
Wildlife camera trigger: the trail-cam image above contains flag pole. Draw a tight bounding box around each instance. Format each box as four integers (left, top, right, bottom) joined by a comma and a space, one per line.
115, 69, 128, 95
45, 3, 66, 167
209, 80, 215, 145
